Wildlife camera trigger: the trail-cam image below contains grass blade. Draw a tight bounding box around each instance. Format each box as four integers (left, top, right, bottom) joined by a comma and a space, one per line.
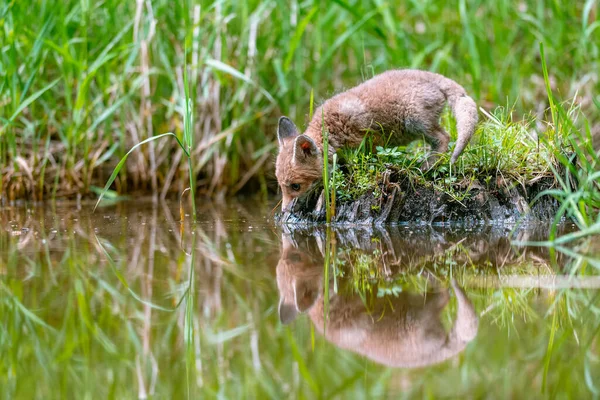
7, 78, 60, 124
93, 132, 189, 211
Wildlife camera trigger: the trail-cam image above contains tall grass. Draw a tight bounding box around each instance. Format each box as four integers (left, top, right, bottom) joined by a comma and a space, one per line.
538, 43, 600, 236
510, 44, 600, 249
1, 0, 598, 201
93, 2, 198, 219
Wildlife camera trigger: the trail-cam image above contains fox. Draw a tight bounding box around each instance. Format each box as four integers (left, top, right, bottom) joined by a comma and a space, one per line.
276, 233, 479, 367
275, 69, 478, 211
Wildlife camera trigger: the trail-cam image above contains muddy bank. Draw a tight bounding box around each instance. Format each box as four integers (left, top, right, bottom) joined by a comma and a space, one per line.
276, 170, 561, 226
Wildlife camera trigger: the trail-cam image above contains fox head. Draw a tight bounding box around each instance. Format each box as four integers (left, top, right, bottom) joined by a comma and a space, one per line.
275, 117, 323, 211
276, 234, 323, 324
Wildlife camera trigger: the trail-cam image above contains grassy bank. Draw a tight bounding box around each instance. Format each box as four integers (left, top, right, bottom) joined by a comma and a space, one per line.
1, 0, 599, 202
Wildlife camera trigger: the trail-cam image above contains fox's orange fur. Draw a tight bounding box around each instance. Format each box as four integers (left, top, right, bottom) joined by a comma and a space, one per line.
276, 234, 479, 367
276, 69, 478, 211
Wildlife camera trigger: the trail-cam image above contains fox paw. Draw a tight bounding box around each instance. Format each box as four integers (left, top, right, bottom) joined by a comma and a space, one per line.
420, 153, 442, 172
420, 159, 434, 172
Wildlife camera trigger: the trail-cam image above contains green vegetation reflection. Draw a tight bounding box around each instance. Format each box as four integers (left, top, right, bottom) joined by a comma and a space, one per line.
2, 203, 599, 398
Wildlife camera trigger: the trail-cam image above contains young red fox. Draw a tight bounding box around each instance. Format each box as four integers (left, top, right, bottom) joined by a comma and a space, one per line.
276, 234, 479, 367
276, 69, 478, 211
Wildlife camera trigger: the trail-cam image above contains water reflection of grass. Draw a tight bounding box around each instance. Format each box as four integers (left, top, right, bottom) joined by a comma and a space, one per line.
331, 233, 599, 324
1, 203, 600, 398
313, 226, 600, 396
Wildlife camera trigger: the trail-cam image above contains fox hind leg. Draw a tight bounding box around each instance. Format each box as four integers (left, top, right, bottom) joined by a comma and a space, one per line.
421, 125, 450, 170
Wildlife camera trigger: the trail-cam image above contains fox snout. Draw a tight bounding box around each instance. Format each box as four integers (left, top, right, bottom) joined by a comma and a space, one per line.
281, 194, 293, 212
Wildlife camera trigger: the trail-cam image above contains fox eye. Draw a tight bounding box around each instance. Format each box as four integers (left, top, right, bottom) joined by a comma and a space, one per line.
290, 183, 301, 191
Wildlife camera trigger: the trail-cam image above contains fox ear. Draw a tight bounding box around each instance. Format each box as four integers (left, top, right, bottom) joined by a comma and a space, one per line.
294, 279, 319, 313
278, 116, 299, 145
293, 135, 319, 163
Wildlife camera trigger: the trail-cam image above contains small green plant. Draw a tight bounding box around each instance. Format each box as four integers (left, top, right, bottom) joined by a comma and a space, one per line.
331, 133, 386, 202
333, 152, 382, 201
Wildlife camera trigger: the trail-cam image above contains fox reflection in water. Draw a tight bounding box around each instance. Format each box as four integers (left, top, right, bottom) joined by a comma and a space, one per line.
276, 234, 479, 368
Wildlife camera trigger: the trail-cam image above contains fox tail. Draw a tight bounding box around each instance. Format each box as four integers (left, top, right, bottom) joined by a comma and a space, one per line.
437, 77, 478, 163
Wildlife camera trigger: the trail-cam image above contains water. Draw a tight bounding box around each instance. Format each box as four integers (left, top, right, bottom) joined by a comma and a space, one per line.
1, 199, 599, 399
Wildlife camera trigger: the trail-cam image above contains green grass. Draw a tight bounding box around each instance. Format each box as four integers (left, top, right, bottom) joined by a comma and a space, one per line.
1, 0, 599, 202
536, 43, 600, 240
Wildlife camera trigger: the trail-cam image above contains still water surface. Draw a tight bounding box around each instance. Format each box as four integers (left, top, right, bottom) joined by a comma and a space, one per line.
1, 199, 599, 399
